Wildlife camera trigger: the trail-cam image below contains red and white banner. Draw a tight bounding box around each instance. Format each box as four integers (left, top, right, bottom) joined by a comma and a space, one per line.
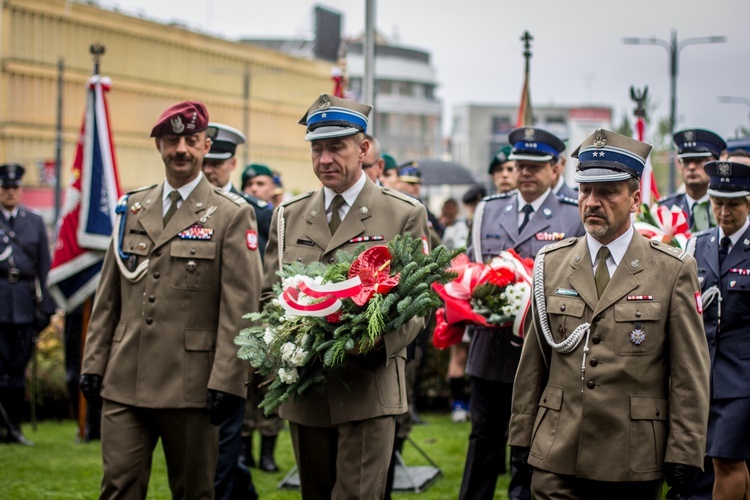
48, 76, 122, 312
635, 116, 661, 205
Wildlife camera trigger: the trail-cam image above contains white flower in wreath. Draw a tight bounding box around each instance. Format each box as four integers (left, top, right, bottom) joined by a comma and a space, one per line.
280, 342, 297, 363
290, 346, 308, 367
263, 328, 276, 345
278, 367, 299, 384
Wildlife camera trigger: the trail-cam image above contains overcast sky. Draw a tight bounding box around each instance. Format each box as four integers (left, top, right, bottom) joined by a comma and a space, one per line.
107, 0, 750, 141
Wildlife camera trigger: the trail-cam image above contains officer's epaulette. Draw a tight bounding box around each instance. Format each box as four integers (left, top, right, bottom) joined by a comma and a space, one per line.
656, 192, 681, 204
280, 190, 314, 207
538, 237, 578, 255
649, 240, 688, 261
382, 187, 419, 205
692, 228, 713, 239
558, 196, 578, 206
481, 192, 514, 203
127, 184, 158, 195
215, 189, 248, 206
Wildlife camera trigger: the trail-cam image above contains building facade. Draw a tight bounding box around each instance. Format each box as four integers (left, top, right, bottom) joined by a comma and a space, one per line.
0, 0, 332, 217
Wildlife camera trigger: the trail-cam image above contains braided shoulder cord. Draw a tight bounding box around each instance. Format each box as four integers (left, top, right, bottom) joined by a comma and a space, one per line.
277, 205, 286, 272
112, 208, 149, 282
534, 252, 590, 354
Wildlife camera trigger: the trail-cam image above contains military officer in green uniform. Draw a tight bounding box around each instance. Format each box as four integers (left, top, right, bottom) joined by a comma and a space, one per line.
261, 93, 429, 499
509, 129, 710, 499
81, 101, 263, 499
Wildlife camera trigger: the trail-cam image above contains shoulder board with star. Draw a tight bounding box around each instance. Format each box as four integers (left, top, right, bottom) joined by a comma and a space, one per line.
215, 188, 247, 206
382, 187, 419, 205
280, 190, 314, 207
538, 237, 579, 255
482, 192, 514, 203
558, 195, 578, 206
692, 228, 713, 239
649, 240, 688, 261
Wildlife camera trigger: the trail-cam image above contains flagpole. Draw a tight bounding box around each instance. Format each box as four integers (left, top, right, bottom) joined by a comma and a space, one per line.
516, 31, 534, 127
54, 58, 64, 226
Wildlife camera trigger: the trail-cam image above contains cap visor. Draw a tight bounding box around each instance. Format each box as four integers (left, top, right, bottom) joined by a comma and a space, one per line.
509, 153, 553, 162
574, 168, 632, 183
204, 151, 233, 160
708, 188, 750, 198
305, 126, 360, 141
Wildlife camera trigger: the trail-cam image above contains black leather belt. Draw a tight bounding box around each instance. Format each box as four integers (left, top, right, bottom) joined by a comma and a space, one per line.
0, 268, 35, 283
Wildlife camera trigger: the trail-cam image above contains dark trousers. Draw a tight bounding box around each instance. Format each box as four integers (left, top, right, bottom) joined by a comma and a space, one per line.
531, 467, 662, 500
215, 405, 256, 500
0, 323, 35, 388
100, 400, 219, 500
289, 416, 395, 500
460, 377, 529, 500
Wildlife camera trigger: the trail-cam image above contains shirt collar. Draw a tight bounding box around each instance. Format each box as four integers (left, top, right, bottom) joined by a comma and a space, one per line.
587, 225, 634, 267
164, 172, 204, 203
685, 192, 710, 206
719, 218, 750, 247
220, 181, 232, 193
0, 206, 19, 220
324, 172, 367, 211
516, 188, 552, 213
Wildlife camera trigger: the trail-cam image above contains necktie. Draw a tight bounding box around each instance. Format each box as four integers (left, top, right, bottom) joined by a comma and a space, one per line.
328, 195, 345, 234
6, 215, 13, 229
718, 236, 731, 268
163, 191, 182, 227
691, 201, 710, 231
519, 204, 534, 233
595, 246, 611, 298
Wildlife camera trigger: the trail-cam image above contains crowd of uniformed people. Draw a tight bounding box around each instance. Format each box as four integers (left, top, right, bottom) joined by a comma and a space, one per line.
1, 90, 749, 500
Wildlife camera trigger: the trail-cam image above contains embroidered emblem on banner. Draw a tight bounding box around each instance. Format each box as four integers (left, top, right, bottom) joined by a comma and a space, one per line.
178, 225, 214, 240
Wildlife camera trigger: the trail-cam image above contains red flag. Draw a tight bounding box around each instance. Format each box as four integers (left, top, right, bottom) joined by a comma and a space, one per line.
48, 76, 122, 312
635, 116, 661, 205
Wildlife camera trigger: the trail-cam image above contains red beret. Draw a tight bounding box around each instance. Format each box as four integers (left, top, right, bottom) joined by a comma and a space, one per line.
150, 101, 209, 137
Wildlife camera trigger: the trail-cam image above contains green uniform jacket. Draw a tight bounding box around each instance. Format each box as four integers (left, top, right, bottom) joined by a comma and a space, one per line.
262, 178, 429, 427
509, 232, 710, 481
82, 176, 263, 407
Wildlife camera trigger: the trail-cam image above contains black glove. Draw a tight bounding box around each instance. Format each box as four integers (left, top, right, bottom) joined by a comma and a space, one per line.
664, 462, 700, 499
510, 446, 533, 481
206, 389, 243, 426
79, 374, 103, 410
35, 312, 52, 333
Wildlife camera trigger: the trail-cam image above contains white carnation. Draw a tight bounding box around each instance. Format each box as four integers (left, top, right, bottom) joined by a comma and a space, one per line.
290, 346, 307, 366
263, 328, 276, 345
280, 342, 297, 363
278, 367, 299, 384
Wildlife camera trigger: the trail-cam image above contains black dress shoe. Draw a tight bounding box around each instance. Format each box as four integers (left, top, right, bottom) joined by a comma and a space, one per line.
5, 427, 34, 446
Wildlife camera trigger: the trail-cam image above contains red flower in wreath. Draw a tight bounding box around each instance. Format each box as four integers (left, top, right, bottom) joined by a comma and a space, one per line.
348, 246, 401, 306
484, 266, 515, 288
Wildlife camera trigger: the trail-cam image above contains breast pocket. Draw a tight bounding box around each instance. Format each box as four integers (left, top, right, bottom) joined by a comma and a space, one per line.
614, 302, 661, 355
170, 240, 216, 290
546, 296, 586, 343
530, 385, 563, 460
283, 242, 323, 265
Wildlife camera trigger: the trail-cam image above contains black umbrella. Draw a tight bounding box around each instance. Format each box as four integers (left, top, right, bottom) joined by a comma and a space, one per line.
411, 158, 482, 186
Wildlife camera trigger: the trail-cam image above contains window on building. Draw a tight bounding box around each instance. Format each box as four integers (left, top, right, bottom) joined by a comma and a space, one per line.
491, 116, 513, 134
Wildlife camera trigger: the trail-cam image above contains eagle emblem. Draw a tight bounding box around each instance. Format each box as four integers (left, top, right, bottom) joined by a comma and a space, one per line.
718, 162, 731, 177
684, 130, 695, 142
170, 116, 185, 134
319, 94, 331, 110
593, 129, 607, 148
524, 128, 535, 141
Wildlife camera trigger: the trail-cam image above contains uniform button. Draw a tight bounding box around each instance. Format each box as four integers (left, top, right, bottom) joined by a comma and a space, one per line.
155, 250, 162, 257
590, 358, 598, 367
296, 257, 302, 262
655, 409, 660, 417
587, 380, 595, 389
146, 317, 153, 325
635, 311, 642, 318
190, 248, 196, 255
148, 295, 155, 303
592, 336, 601, 344
153, 272, 160, 279
560, 305, 566, 312
543, 397, 548, 403
594, 315, 601, 322
328, 258, 335, 264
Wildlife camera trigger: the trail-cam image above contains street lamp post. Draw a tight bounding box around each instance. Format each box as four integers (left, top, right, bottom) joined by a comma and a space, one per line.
623, 30, 726, 194
717, 96, 750, 132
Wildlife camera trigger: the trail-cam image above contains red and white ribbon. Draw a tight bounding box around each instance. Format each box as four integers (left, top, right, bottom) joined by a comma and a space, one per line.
279, 277, 363, 317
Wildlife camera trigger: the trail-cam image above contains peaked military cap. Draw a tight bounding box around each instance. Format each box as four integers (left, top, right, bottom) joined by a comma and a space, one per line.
398, 162, 422, 184
705, 160, 750, 198
205, 123, 246, 160
0, 163, 25, 187
488, 145, 513, 174
462, 184, 487, 204
572, 129, 652, 183
673, 128, 726, 159
382, 153, 398, 172
150, 101, 209, 137
508, 127, 565, 162
298, 93, 372, 141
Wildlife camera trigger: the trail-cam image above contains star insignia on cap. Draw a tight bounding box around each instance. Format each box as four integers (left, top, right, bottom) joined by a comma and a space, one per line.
321, 113, 327, 118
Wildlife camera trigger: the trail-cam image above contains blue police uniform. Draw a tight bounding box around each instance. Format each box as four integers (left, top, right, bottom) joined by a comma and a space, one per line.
686, 160, 750, 499
0, 163, 55, 445
460, 127, 585, 500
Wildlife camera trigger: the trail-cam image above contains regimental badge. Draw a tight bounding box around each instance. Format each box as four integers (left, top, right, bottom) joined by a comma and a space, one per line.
555, 288, 579, 296
631, 322, 645, 345
246, 230, 258, 250
199, 206, 218, 224
319, 94, 331, 110
730, 280, 737, 288
130, 202, 143, 214
524, 128, 535, 141
178, 225, 214, 240
684, 130, 695, 142
170, 116, 185, 134
631, 259, 639, 268
593, 129, 607, 148
718, 162, 732, 177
